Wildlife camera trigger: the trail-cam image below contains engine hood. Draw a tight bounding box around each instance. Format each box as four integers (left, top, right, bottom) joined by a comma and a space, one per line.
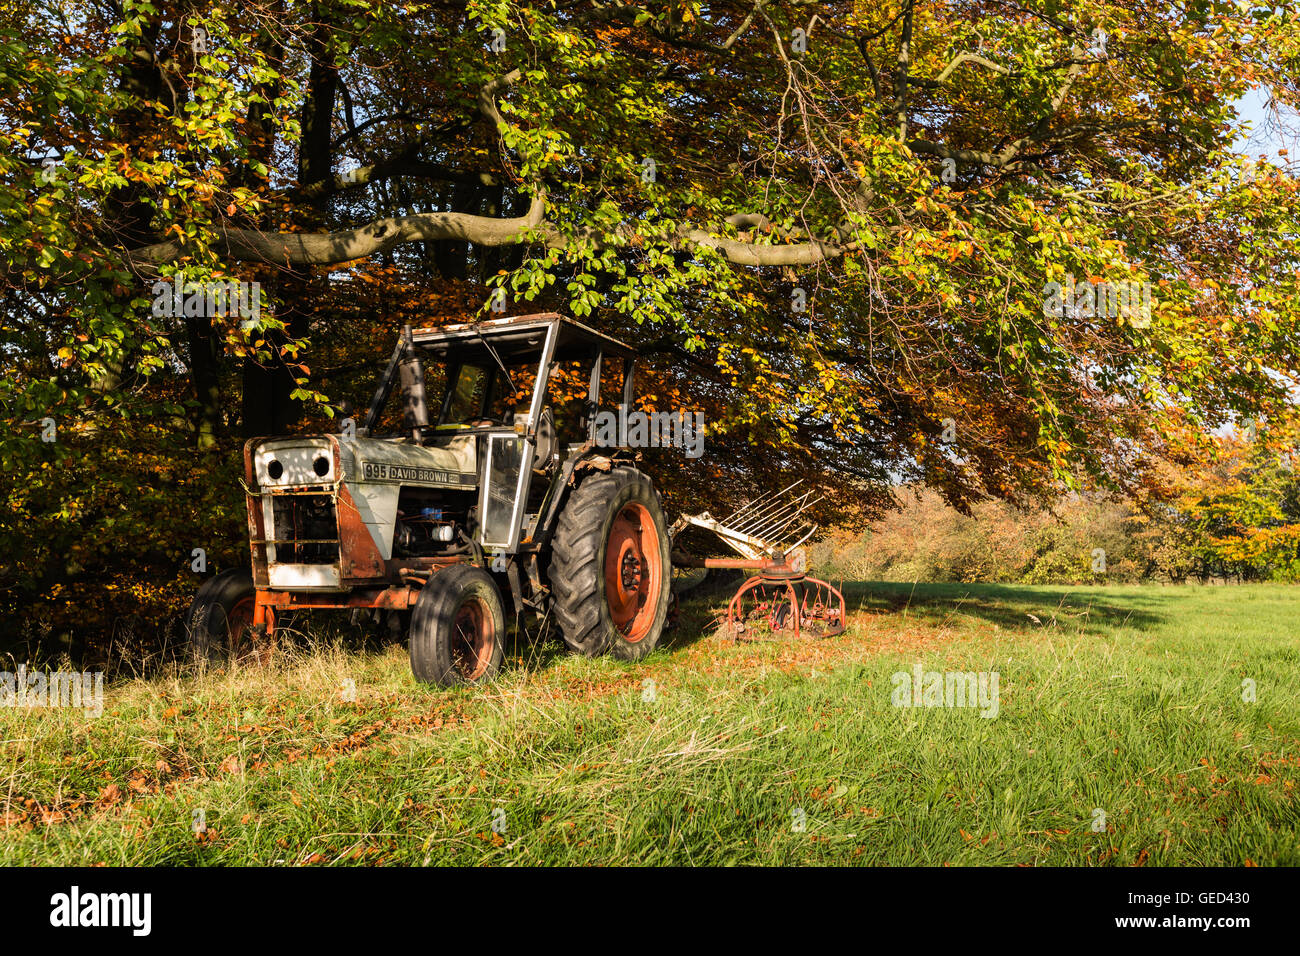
251, 434, 476, 489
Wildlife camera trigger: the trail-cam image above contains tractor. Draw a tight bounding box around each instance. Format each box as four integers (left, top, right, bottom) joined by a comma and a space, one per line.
184, 312, 673, 686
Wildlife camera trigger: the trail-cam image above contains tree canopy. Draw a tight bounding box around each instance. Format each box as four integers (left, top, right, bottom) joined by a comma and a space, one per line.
4, 0, 1300, 648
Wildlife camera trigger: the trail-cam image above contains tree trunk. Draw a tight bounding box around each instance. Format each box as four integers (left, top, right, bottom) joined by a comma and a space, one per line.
432, 180, 476, 279
184, 316, 223, 447
242, 7, 335, 437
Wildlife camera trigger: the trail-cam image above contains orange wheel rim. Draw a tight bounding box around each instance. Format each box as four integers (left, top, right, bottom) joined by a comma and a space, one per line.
451, 597, 494, 680
603, 502, 662, 643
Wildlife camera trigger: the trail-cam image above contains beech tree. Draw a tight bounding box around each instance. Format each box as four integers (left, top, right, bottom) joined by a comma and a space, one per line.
4, 0, 1300, 643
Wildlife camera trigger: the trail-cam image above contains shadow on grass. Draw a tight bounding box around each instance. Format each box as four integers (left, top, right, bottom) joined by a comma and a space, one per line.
63, 579, 1174, 685
658, 578, 1171, 656
287, 578, 1170, 677
254, 580, 1169, 687
835, 580, 1169, 634
659, 569, 750, 653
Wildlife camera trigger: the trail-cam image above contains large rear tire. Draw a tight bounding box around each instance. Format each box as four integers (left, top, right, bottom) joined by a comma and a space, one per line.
409, 564, 506, 687
550, 467, 671, 661
184, 568, 260, 663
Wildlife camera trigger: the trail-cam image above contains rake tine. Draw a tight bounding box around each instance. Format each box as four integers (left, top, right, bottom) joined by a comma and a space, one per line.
751, 509, 822, 552
737, 491, 818, 538
786, 524, 819, 552
761, 497, 824, 541
733, 490, 811, 536
725, 480, 802, 525
726, 481, 793, 521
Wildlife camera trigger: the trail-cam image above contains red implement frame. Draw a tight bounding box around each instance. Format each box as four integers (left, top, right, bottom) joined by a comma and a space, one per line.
696, 557, 845, 642
671, 480, 846, 642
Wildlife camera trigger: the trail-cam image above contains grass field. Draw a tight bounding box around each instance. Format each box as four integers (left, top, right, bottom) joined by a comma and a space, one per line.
2, 581, 1297, 866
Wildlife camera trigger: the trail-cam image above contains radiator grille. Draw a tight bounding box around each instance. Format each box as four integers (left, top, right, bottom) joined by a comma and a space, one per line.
271, 493, 338, 565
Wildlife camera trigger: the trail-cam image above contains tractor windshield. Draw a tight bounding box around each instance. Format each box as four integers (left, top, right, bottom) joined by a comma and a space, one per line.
442, 364, 490, 425
434, 359, 540, 428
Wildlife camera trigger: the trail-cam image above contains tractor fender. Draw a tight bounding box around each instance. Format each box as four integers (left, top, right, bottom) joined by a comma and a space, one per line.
531, 446, 641, 548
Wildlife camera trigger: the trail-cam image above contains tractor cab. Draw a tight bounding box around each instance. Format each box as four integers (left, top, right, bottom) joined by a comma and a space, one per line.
358, 313, 637, 554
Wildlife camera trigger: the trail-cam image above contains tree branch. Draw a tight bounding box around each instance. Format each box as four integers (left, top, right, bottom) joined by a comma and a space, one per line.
934, 51, 1010, 83
126, 189, 860, 271
129, 191, 548, 269
908, 45, 1092, 171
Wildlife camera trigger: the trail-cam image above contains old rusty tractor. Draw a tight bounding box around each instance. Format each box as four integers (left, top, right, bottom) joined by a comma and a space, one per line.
185, 313, 672, 686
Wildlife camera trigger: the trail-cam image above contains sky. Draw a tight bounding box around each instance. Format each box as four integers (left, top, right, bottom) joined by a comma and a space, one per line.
1234, 86, 1298, 163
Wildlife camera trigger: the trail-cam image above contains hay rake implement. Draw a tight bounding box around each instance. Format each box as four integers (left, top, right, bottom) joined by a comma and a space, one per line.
670, 481, 845, 641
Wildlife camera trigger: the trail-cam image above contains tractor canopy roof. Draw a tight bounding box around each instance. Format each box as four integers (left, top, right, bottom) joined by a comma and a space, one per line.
410, 312, 636, 365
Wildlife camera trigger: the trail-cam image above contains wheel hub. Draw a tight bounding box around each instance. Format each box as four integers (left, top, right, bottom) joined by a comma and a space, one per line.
620, 550, 642, 589
450, 597, 494, 680
603, 503, 662, 643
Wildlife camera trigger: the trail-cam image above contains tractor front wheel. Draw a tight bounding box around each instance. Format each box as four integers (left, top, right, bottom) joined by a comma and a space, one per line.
408, 564, 505, 686
550, 467, 671, 661
184, 569, 265, 663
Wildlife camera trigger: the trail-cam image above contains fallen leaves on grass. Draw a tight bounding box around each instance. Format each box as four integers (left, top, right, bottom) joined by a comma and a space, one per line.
219, 754, 243, 776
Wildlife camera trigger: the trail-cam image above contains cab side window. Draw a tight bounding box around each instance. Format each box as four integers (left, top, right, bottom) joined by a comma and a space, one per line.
546, 358, 596, 446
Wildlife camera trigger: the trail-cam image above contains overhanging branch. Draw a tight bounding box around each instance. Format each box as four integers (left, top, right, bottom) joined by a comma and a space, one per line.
124, 63, 854, 272
126, 191, 856, 270
130, 191, 548, 268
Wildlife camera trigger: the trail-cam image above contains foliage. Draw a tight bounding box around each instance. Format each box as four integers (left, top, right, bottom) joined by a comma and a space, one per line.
4, 1, 1300, 651
812, 488, 1151, 584
1170, 419, 1300, 581
0, 418, 246, 660
814, 426, 1300, 585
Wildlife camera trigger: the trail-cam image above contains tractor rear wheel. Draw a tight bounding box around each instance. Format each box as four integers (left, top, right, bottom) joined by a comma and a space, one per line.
184, 569, 263, 663
550, 467, 671, 661
408, 564, 505, 686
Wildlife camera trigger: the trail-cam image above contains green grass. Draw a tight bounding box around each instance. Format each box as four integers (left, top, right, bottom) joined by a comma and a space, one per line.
2, 582, 1297, 865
